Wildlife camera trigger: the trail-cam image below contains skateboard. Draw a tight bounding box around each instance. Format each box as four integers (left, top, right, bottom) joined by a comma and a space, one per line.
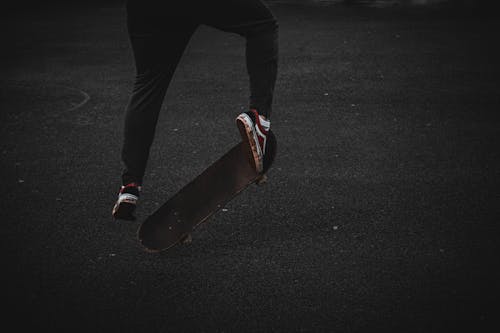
137, 131, 277, 252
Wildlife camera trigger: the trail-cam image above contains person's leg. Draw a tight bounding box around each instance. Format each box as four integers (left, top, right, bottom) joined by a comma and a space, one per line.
114, 2, 197, 220
201, 0, 279, 118
200, 0, 278, 172
121, 2, 198, 186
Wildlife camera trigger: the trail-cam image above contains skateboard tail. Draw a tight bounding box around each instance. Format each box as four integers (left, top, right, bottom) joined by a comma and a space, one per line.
138, 183, 252, 252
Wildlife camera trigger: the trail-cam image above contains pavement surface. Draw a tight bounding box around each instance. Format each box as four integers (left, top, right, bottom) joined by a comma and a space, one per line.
1, 1, 499, 332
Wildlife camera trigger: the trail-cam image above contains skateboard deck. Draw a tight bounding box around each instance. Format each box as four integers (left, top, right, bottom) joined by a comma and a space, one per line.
137, 131, 277, 252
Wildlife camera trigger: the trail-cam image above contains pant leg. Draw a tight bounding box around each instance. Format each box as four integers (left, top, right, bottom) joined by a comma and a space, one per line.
121, 2, 197, 185
201, 0, 279, 118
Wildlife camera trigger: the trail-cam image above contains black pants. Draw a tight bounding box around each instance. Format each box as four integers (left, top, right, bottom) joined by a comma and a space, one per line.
121, 0, 279, 185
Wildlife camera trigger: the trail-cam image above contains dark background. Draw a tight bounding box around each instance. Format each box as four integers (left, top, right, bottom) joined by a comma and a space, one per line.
2, 0, 499, 332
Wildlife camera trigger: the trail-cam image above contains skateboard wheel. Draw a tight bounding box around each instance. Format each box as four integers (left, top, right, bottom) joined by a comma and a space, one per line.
181, 233, 192, 244
256, 174, 268, 185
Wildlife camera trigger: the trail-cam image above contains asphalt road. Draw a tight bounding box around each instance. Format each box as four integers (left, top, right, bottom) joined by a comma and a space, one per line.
1, 2, 499, 332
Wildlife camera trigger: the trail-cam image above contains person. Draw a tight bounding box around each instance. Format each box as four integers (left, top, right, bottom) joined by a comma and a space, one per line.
113, 0, 279, 220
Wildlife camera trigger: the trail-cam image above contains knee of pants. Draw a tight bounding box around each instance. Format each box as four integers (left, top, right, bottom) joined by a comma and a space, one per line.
243, 17, 279, 39
245, 18, 279, 62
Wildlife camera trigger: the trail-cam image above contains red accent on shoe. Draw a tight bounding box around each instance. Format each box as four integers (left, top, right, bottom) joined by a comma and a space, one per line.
249, 109, 269, 154
250, 109, 269, 135
120, 182, 141, 193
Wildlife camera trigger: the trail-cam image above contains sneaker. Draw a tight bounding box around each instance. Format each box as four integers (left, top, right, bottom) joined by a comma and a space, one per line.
112, 182, 141, 221
236, 109, 270, 173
